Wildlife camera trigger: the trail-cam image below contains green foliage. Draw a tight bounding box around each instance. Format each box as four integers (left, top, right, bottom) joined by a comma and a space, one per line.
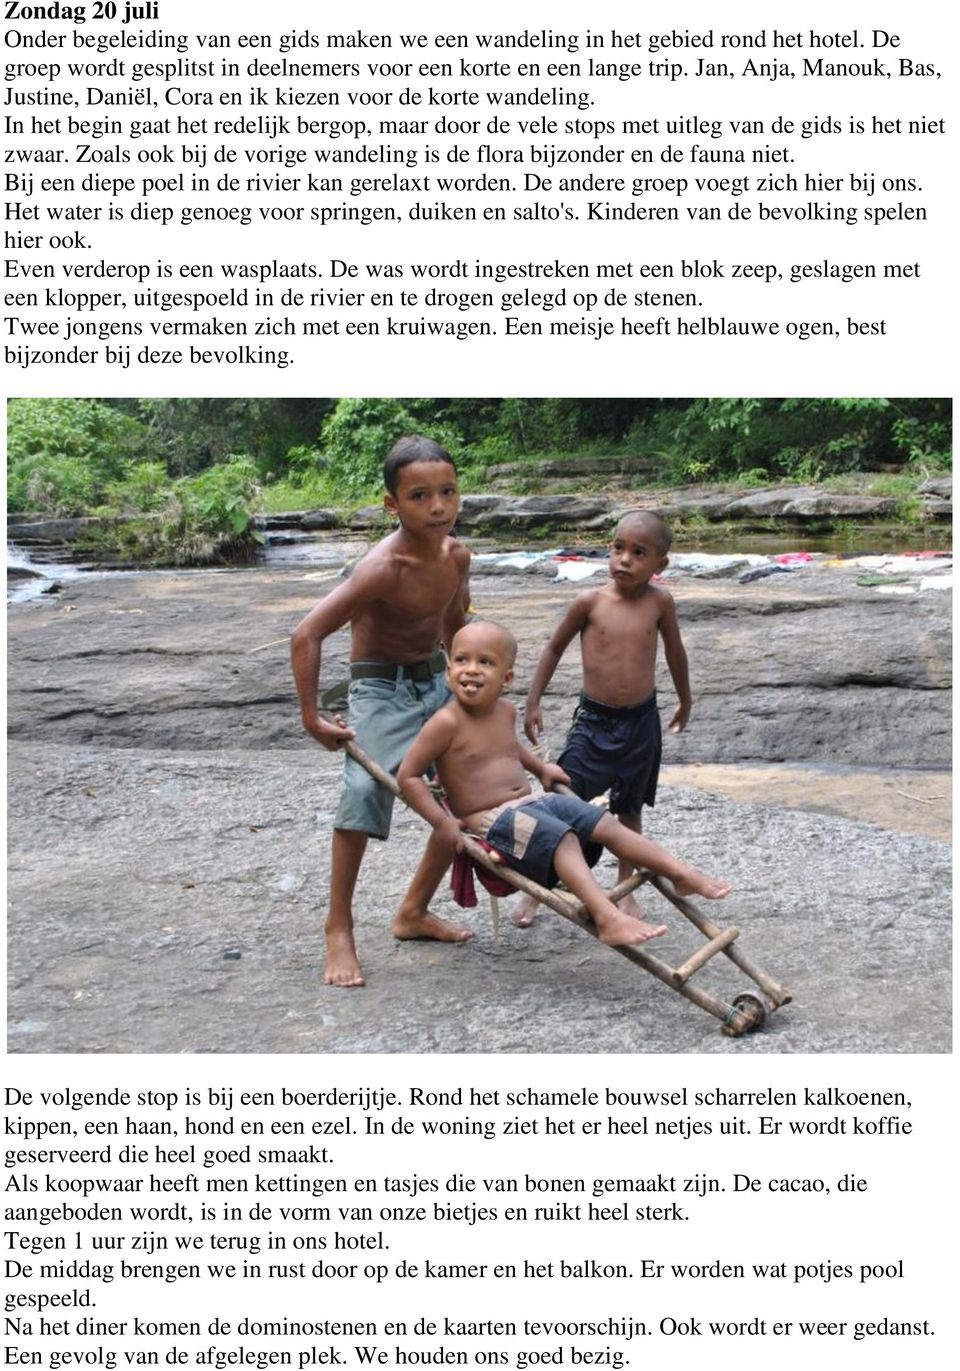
283, 444, 329, 483
135, 398, 334, 477
739, 467, 773, 488
623, 398, 951, 487
176, 456, 262, 540
96, 456, 264, 566
321, 398, 462, 496
464, 431, 516, 465
7, 397, 151, 513
496, 398, 581, 453
865, 472, 915, 499
890, 416, 951, 470
10, 453, 98, 517
8, 397, 952, 560
104, 461, 171, 514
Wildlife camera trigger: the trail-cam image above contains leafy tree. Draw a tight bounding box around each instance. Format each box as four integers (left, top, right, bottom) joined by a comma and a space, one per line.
321, 397, 462, 496
132, 398, 334, 477
7, 398, 152, 514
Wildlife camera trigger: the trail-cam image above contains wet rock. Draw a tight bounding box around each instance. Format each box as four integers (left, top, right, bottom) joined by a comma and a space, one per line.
5, 555, 951, 1054
724, 487, 821, 518
456, 495, 507, 526
9, 516, 118, 542
467, 495, 613, 530
920, 496, 952, 520
647, 494, 734, 521
919, 476, 951, 497
781, 494, 897, 518
300, 509, 340, 530
346, 506, 390, 529
6, 740, 950, 1053
258, 512, 310, 530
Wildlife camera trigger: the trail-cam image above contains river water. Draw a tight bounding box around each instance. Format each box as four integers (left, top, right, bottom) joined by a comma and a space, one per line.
7, 522, 952, 604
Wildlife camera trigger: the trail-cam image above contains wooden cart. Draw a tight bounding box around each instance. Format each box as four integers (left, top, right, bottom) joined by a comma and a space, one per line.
344, 738, 791, 1037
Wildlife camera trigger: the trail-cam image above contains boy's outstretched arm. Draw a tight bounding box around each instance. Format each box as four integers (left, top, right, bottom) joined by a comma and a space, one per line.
290, 565, 383, 750
658, 594, 692, 733
523, 595, 592, 743
398, 714, 465, 854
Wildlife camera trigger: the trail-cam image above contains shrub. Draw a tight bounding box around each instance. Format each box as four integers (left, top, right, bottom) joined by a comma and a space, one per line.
8, 453, 97, 516
103, 461, 172, 514
176, 455, 262, 541
97, 456, 264, 566
7, 398, 151, 512
283, 444, 329, 484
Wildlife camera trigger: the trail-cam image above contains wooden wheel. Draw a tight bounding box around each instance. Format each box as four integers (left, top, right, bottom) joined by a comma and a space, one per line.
722, 991, 769, 1036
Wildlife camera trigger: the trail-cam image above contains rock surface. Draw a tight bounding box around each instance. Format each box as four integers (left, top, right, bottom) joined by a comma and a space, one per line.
7, 560, 949, 767
6, 555, 952, 1054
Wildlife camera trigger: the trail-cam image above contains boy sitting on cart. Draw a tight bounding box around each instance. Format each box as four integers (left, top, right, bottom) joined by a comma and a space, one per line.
397, 621, 730, 948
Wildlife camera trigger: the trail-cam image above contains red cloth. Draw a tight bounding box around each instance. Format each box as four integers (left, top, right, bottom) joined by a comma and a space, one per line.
451, 841, 517, 908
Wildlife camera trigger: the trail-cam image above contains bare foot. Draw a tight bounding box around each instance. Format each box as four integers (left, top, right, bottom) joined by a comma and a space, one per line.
511, 895, 540, 927
672, 870, 732, 900
617, 891, 648, 919
324, 926, 365, 988
392, 910, 474, 942
596, 910, 668, 948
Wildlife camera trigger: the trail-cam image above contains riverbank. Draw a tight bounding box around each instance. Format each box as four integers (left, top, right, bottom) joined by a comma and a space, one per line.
7, 472, 953, 579
6, 552, 951, 1054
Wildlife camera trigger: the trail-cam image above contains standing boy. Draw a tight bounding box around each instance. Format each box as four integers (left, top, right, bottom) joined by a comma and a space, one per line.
517, 510, 690, 925
397, 621, 728, 948
291, 435, 472, 988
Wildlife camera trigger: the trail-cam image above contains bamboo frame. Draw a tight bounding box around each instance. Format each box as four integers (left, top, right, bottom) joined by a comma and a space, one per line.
339, 737, 791, 1036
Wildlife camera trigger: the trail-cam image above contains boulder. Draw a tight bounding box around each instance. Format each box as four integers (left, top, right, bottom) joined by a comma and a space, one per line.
8, 516, 118, 543
345, 505, 390, 529
648, 493, 736, 521
468, 495, 613, 530
918, 476, 951, 497
781, 494, 897, 518
724, 487, 821, 518
455, 495, 505, 526
300, 509, 340, 530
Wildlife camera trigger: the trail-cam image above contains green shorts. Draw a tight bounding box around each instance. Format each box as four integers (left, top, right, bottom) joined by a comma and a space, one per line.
334, 663, 450, 839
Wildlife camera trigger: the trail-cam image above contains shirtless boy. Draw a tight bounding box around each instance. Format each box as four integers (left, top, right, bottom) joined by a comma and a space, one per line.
517, 510, 689, 926
290, 435, 472, 988
397, 621, 728, 949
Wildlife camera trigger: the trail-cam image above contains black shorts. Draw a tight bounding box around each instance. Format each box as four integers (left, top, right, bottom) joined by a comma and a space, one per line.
558, 692, 661, 816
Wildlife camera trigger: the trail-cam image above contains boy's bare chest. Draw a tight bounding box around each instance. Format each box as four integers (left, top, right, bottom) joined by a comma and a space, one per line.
351, 551, 462, 662
388, 558, 460, 616
450, 713, 516, 766
586, 596, 659, 652
358, 556, 460, 638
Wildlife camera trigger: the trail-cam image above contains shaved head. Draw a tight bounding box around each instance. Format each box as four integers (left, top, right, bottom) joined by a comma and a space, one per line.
451, 620, 517, 666
616, 509, 672, 554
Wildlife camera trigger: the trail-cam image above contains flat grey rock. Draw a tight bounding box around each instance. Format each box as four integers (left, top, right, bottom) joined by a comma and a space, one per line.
6, 559, 951, 1054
